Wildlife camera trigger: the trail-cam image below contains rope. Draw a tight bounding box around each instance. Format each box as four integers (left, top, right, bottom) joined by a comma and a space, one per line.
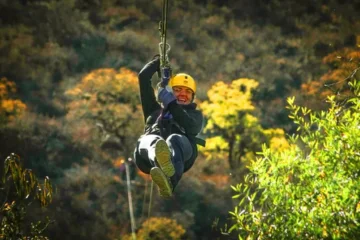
141, 177, 149, 220
140, 178, 154, 239
148, 180, 154, 219
125, 160, 137, 240
140, 176, 154, 220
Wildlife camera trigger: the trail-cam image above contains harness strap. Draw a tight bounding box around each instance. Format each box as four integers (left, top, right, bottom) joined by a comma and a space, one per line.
155, 111, 206, 147
195, 137, 206, 147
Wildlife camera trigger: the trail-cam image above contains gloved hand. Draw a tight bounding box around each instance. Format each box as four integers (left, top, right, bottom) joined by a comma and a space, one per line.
152, 54, 160, 61
157, 86, 176, 109
138, 54, 160, 78
152, 54, 161, 77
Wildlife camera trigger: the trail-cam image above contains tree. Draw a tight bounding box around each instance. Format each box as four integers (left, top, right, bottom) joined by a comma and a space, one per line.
228, 80, 360, 239
122, 217, 186, 240
0, 153, 53, 239
65, 67, 143, 160
200, 79, 289, 176
301, 45, 360, 110
45, 160, 143, 240
0, 77, 26, 125
54, 67, 146, 239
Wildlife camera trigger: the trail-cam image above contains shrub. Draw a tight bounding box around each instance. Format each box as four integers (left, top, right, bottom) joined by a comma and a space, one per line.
229, 80, 360, 239
123, 217, 185, 240
0, 153, 53, 239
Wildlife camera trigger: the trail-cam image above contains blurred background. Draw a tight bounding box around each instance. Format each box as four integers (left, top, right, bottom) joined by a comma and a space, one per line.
0, 0, 359, 239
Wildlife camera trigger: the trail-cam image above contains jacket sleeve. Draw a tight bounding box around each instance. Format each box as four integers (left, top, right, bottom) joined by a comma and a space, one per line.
138, 58, 161, 121
167, 102, 203, 136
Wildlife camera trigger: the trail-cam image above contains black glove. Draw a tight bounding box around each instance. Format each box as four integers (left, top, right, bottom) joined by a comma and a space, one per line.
138, 54, 160, 78
152, 54, 160, 61
152, 54, 161, 77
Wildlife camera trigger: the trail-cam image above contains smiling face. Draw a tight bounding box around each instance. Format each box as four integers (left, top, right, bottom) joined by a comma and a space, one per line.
172, 86, 194, 105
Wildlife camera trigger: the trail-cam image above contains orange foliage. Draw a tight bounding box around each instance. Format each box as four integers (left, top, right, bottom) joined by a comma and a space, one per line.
112, 157, 125, 168
302, 46, 360, 100
65, 67, 143, 153
199, 174, 230, 188
124, 217, 186, 240
0, 77, 26, 123
66, 68, 139, 99
136, 169, 152, 181
104, 6, 147, 20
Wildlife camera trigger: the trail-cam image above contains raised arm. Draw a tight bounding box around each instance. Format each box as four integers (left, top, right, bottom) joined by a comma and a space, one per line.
138, 56, 161, 121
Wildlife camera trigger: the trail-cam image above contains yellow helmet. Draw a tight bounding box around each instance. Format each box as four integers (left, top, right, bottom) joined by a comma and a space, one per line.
169, 73, 196, 94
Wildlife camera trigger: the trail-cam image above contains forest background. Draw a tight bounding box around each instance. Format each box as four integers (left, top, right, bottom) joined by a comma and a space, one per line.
0, 0, 359, 239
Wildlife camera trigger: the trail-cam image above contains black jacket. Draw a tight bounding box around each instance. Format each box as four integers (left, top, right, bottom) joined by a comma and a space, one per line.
136, 57, 204, 172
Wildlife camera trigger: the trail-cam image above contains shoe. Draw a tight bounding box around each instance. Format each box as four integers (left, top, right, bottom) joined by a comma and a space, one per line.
150, 167, 173, 198
155, 139, 175, 177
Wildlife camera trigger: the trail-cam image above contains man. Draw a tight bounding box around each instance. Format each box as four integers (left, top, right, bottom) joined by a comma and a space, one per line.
134, 55, 205, 198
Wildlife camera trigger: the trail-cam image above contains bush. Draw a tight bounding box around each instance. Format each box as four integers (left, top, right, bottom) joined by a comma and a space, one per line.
0, 153, 53, 239
228, 80, 360, 239
122, 217, 185, 240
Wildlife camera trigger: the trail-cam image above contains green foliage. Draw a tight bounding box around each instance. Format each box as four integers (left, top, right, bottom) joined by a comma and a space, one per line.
1, 1, 360, 239
45, 161, 139, 240
0, 111, 89, 179
229, 80, 360, 239
0, 0, 94, 115
172, 176, 234, 239
0, 153, 53, 239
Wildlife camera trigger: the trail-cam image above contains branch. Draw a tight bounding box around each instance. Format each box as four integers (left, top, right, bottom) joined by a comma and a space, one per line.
324, 67, 360, 88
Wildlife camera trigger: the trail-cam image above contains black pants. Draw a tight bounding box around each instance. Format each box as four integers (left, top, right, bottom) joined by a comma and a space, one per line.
134, 134, 193, 188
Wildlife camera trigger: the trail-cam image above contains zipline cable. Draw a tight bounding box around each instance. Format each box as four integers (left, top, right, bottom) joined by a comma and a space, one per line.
158, 0, 171, 89
156, 0, 172, 139
159, 0, 170, 69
